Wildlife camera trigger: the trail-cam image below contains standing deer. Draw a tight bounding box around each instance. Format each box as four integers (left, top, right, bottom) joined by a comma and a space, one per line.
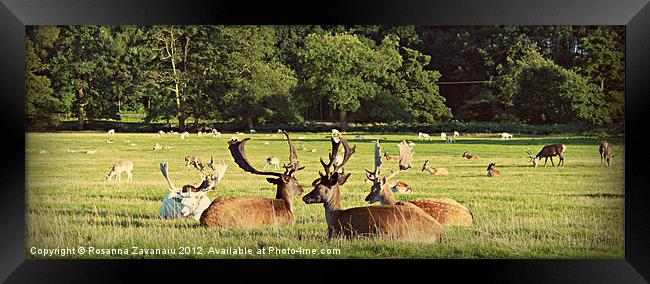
200, 131, 305, 228
599, 140, 614, 167
264, 156, 281, 170
526, 144, 567, 167
106, 160, 133, 182
185, 156, 205, 171
422, 160, 448, 175
487, 163, 501, 177
462, 151, 480, 160
302, 137, 443, 242
365, 142, 473, 226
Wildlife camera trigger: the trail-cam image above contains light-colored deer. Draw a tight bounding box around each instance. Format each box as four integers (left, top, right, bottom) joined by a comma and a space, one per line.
200, 131, 305, 228
107, 129, 115, 135
158, 130, 165, 136
422, 160, 448, 175
418, 132, 431, 140
487, 163, 501, 177
264, 156, 281, 170
526, 144, 567, 167
365, 141, 473, 226
106, 160, 133, 182
180, 132, 190, 139
462, 150, 480, 160
501, 132, 513, 139
599, 140, 614, 167
302, 137, 443, 242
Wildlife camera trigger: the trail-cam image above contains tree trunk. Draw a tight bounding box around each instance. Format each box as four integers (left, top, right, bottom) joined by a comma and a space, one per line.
246, 116, 254, 129
178, 115, 186, 132
77, 87, 85, 131
339, 109, 348, 131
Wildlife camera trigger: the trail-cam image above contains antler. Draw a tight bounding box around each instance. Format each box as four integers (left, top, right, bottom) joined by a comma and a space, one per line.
160, 162, 178, 192
397, 140, 413, 170
228, 138, 282, 177
365, 140, 383, 182
332, 136, 355, 175
320, 136, 355, 177
281, 130, 304, 175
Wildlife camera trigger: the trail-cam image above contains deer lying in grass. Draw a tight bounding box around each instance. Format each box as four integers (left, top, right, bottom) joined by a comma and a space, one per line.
599, 140, 614, 167
159, 162, 220, 220
526, 144, 567, 167
383, 152, 400, 161
302, 137, 443, 242
462, 151, 480, 160
200, 131, 305, 228
106, 160, 133, 182
487, 163, 501, 177
264, 156, 281, 170
422, 160, 448, 175
185, 156, 205, 171
365, 141, 473, 226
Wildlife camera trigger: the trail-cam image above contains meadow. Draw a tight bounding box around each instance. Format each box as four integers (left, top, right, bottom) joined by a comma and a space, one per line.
25, 131, 625, 259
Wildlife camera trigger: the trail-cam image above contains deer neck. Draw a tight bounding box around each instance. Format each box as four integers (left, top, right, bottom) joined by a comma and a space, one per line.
324, 184, 342, 226
380, 185, 399, 205
275, 183, 294, 213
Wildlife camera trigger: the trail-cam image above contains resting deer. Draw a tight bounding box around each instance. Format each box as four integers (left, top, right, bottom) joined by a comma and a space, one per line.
462, 151, 480, 160
526, 144, 566, 167
159, 162, 219, 220
106, 160, 133, 182
200, 131, 305, 228
487, 163, 501, 177
365, 141, 473, 226
185, 156, 205, 171
302, 136, 443, 242
599, 140, 614, 167
383, 152, 400, 161
264, 156, 281, 170
422, 160, 448, 175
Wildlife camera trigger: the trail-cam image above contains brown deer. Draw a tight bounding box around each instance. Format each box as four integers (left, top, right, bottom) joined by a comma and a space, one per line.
421, 160, 448, 175
462, 151, 480, 160
599, 140, 614, 167
185, 156, 205, 171
200, 131, 305, 229
487, 163, 501, 177
383, 152, 400, 161
526, 144, 567, 167
365, 141, 473, 226
302, 137, 443, 242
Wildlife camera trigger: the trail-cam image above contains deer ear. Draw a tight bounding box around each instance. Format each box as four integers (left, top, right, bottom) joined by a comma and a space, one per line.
338, 173, 352, 185
281, 174, 291, 183
266, 178, 281, 185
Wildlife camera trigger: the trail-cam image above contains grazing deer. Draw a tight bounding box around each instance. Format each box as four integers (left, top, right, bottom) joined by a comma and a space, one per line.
106, 160, 133, 182
107, 129, 115, 135
206, 159, 229, 182
200, 131, 305, 228
599, 140, 614, 167
462, 151, 480, 160
501, 132, 513, 139
159, 162, 218, 220
264, 156, 281, 170
302, 137, 443, 242
487, 163, 501, 177
185, 156, 205, 171
453, 131, 460, 137
526, 144, 567, 167
158, 130, 165, 136
418, 132, 431, 140
250, 129, 257, 134
440, 132, 447, 141
365, 143, 472, 226
445, 136, 454, 143
422, 160, 448, 175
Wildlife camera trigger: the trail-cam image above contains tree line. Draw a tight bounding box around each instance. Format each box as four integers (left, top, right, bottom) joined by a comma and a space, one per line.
26, 25, 624, 131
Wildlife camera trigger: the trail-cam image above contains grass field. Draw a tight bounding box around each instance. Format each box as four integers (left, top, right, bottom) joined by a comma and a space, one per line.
25, 131, 625, 259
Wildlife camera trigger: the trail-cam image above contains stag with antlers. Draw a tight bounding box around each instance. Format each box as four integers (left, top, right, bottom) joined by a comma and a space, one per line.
526, 144, 567, 167
365, 141, 473, 226
199, 131, 305, 229
302, 137, 443, 242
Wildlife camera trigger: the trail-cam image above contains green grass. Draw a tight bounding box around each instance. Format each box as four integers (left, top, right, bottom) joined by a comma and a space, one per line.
26, 132, 625, 259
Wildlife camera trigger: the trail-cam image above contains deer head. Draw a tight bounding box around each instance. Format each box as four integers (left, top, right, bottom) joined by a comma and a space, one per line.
302, 136, 356, 204
525, 149, 540, 167
229, 130, 304, 198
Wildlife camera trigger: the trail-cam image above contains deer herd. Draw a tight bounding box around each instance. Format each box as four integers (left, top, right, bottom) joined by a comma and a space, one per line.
98, 129, 620, 243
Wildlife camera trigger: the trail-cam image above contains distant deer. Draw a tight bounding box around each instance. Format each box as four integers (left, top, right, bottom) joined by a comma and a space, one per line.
365, 142, 472, 226
440, 132, 447, 141
383, 151, 400, 161
526, 144, 567, 167
264, 156, 281, 170
487, 163, 501, 177
422, 160, 448, 175
106, 160, 133, 182
200, 131, 305, 228
185, 156, 205, 171
462, 151, 480, 160
302, 137, 443, 242
418, 132, 431, 140
153, 143, 163, 151
501, 133, 513, 139
598, 140, 614, 167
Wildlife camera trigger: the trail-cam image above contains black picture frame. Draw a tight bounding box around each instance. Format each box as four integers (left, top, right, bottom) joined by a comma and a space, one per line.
2, 0, 649, 282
